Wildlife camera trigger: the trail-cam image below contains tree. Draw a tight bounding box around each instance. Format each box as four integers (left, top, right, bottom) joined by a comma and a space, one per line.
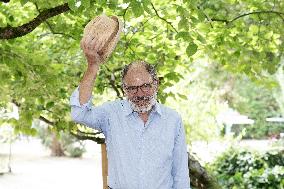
1, 0, 284, 188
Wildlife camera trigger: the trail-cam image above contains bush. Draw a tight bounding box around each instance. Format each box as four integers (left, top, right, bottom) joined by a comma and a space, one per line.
244, 166, 284, 189
209, 148, 284, 189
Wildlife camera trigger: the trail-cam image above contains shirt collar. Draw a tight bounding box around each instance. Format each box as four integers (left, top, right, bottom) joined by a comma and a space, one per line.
123, 99, 162, 116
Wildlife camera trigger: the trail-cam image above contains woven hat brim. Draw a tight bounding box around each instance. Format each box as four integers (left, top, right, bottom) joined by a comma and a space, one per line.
98, 16, 122, 61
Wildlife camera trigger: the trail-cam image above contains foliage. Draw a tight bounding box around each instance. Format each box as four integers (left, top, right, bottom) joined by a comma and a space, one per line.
164, 60, 230, 142
165, 59, 283, 141
0, 0, 284, 136
210, 148, 284, 189
229, 76, 282, 139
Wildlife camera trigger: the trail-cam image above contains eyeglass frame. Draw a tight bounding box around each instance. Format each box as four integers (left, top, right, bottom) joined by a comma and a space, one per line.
122, 80, 158, 94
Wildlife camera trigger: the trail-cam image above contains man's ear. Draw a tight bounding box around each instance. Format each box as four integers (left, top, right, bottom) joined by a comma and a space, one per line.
154, 79, 159, 90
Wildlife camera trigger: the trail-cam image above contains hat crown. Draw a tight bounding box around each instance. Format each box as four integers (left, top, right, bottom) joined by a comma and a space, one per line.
82, 14, 122, 63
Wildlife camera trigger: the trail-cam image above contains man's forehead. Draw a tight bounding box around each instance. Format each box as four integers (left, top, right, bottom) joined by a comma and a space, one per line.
124, 66, 152, 84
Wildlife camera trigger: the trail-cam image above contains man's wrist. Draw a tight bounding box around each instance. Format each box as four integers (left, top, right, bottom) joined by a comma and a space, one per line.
87, 64, 99, 73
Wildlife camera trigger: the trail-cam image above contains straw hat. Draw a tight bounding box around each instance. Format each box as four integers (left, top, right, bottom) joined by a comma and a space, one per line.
81, 14, 122, 63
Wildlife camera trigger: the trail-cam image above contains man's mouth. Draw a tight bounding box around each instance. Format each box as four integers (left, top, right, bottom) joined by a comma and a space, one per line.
127, 94, 157, 113
132, 96, 151, 103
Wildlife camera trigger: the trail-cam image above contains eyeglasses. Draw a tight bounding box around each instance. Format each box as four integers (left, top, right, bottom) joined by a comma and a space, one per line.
123, 81, 156, 94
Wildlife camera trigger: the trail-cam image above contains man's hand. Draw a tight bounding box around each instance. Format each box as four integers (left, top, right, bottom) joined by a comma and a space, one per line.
80, 37, 105, 66
78, 37, 102, 104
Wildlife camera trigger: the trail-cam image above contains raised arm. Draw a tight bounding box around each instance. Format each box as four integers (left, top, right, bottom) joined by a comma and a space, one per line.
69, 37, 108, 134
79, 37, 104, 104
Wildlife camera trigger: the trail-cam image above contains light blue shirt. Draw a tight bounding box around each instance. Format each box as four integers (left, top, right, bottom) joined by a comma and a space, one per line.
70, 87, 190, 189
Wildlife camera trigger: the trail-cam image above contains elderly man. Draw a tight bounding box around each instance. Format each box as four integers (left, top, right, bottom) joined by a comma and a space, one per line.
70, 38, 190, 189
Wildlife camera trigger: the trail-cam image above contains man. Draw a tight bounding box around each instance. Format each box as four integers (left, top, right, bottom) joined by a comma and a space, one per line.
70, 37, 190, 189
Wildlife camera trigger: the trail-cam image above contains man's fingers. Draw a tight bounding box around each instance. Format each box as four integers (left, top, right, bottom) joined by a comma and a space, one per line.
80, 38, 85, 49
93, 51, 103, 63
89, 39, 105, 53
80, 36, 105, 64
81, 36, 89, 50
96, 39, 105, 51
89, 38, 102, 51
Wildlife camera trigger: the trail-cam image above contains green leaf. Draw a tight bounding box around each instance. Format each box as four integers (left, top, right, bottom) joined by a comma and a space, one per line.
196, 23, 210, 33
164, 72, 180, 82
81, 0, 90, 9
8, 15, 14, 22
197, 33, 206, 44
97, 7, 104, 14
249, 25, 258, 34
178, 17, 189, 30
20, 0, 29, 6
142, 0, 152, 14
176, 6, 190, 17
108, 0, 117, 9
186, 43, 198, 56
46, 101, 55, 109
175, 32, 192, 41
196, 9, 206, 21
22, 112, 33, 123
67, 0, 78, 12
131, 1, 144, 17
177, 93, 188, 100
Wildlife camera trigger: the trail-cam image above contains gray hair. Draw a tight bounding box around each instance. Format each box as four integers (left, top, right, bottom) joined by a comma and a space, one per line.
121, 60, 158, 85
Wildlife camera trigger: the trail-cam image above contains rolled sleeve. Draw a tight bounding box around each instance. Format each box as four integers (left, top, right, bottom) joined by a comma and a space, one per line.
172, 117, 191, 189
70, 87, 93, 108
70, 87, 110, 135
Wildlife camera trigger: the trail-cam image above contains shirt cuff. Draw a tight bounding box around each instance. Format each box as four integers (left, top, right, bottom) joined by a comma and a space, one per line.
70, 86, 93, 108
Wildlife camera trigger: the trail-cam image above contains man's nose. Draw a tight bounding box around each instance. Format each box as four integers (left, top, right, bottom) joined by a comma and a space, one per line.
135, 87, 144, 95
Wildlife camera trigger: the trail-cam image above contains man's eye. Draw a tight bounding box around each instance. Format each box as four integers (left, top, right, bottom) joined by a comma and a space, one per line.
143, 84, 151, 88
128, 86, 137, 91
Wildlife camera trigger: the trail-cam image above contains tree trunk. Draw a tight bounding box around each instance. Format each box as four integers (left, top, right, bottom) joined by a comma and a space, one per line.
50, 133, 65, 156
189, 153, 219, 189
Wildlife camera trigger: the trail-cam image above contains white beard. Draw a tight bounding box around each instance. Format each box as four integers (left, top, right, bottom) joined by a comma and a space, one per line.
127, 93, 157, 113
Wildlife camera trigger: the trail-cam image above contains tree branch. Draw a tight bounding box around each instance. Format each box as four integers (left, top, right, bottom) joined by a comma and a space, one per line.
33, 2, 75, 40
231, 10, 284, 23
12, 98, 104, 144
75, 129, 102, 136
39, 116, 55, 126
0, 0, 10, 3
39, 115, 106, 144
109, 77, 123, 99
197, 5, 214, 28
211, 10, 284, 24
70, 130, 105, 144
105, 66, 123, 99
150, 2, 178, 33
210, 18, 229, 24
0, 3, 70, 39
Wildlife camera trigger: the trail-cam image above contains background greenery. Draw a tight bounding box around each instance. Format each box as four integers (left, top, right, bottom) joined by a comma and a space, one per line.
209, 147, 284, 189
1, 0, 284, 188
